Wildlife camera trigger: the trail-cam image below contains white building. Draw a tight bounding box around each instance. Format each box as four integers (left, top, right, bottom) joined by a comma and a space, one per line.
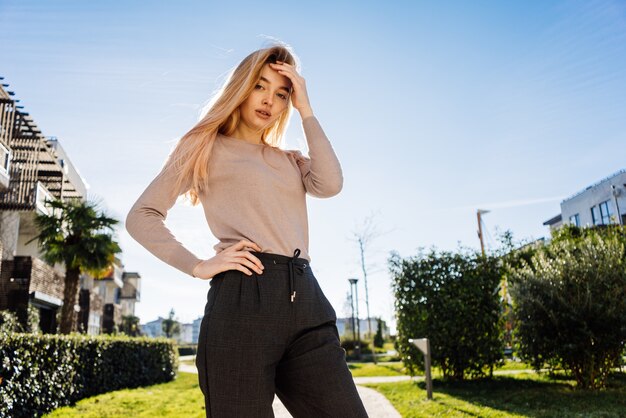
141, 316, 165, 338
120, 272, 141, 317
141, 316, 196, 343
544, 169, 626, 230
177, 322, 194, 344
192, 316, 202, 344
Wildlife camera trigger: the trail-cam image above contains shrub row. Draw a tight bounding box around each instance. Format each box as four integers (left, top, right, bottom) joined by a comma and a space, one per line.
0, 332, 179, 418
389, 225, 626, 389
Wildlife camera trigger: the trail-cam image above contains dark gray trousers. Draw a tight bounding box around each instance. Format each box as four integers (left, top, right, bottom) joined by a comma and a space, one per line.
196, 249, 369, 418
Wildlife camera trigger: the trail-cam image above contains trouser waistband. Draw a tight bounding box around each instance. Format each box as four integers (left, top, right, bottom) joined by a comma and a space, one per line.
250, 249, 309, 303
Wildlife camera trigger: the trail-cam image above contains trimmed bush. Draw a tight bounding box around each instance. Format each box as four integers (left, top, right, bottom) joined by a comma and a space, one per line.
508, 225, 626, 389
177, 344, 197, 356
0, 331, 178, 417
389, 248, 504, 380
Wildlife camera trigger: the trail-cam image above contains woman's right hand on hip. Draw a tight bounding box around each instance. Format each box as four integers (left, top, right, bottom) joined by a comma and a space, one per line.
192, 239, 265, 280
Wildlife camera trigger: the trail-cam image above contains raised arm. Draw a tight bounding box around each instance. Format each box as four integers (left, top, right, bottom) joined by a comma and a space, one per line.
289, 116, 343, 198
269, 61, 343, 198
125, 152, 203, 278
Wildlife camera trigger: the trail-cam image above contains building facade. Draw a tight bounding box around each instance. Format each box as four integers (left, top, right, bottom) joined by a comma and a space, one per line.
0, 77, 140, 334
141, 316, 165, 338
544, 169, 626, 230
192, 316, 202, 344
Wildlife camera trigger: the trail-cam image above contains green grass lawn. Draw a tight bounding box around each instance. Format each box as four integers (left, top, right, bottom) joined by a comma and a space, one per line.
43, 372, 205, 418
364, 372, 626, 418
44, 365, 625, 417
347, 359, 534, 378
183, 357, 534, 379
495, 360, 534, 371
349, 361, 408, 376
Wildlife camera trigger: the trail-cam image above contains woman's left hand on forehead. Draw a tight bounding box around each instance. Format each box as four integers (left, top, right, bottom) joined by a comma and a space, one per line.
269, 61, 313, 117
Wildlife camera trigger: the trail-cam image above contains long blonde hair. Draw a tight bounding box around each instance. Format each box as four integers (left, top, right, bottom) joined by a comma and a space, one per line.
167, 44, 298, 205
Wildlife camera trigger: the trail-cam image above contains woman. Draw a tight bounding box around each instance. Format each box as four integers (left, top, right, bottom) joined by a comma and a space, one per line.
125, 43, 369, 417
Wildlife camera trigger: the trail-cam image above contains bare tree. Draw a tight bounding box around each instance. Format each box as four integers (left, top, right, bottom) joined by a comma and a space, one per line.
349, 211, 391, 364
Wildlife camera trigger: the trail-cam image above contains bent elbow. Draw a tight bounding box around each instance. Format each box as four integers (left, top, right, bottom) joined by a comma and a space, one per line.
309, 176, 343, 198
125, 201, 150, 240
324, 177, 343, 197
125, 201, 166, 241
125, 206, 140, 239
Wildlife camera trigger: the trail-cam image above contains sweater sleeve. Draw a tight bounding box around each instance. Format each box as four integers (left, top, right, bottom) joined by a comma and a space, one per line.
125, 152, 203, 278
292, 116, 343, 198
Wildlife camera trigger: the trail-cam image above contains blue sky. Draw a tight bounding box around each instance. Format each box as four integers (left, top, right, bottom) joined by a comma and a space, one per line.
2, 0, 625, 331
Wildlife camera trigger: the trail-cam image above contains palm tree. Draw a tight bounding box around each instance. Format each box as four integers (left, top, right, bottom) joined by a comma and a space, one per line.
121, 314, 141, 337
162, 308, 181, 339
25, 197, 122, 334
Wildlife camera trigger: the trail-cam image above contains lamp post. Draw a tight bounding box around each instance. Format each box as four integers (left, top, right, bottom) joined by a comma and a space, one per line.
348, 277, 361, 359
477, 209, 490, 256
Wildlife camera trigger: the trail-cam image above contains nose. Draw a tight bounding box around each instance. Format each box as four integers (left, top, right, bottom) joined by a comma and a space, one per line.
262, 93, 273, 106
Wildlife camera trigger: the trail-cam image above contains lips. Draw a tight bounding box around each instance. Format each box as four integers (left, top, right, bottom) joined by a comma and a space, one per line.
256, 109, 271, 119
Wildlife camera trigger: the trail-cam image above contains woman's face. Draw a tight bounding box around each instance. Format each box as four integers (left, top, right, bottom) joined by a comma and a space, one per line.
238, 63, 292, 135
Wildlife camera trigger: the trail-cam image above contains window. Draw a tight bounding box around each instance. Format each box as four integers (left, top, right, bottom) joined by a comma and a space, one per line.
599, 200, 613, 224
88, 312, 101, 336
591, 201, 614, 225
591, 205, 602, 225
569, 214, 580, 227
0, 143, 10, 174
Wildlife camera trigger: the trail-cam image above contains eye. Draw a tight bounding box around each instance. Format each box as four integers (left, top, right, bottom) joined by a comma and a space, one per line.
277, 93, 288, 100
255, 84, 264, 90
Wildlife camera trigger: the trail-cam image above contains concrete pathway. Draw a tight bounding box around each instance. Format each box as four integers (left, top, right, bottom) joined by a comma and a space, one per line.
179, 358, 402, 418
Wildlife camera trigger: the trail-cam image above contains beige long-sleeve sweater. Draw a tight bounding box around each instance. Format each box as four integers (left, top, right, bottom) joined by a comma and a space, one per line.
125, 116, 343, 278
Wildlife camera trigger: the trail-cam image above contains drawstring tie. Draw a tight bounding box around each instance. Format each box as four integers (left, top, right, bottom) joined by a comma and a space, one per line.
288, 248, 305, 303
268, 248, 308, 303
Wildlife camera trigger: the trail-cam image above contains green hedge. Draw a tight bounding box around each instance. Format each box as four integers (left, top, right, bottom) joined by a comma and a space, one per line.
0, 331, 179, 418
177, 344, 197, 356
389, 248, 504, 380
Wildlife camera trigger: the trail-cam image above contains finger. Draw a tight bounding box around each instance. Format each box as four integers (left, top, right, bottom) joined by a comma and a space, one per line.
269, 66, 301, 86
235, 256, 264, 274
233, 239, 261, 251
233, 251, 263, 270
241, 251, 265, 270
230, 263, 253, 276
273, 68, 305, 89
275, 60, 296, 69
275, 69, 303, 87
270, 62, 299, 75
